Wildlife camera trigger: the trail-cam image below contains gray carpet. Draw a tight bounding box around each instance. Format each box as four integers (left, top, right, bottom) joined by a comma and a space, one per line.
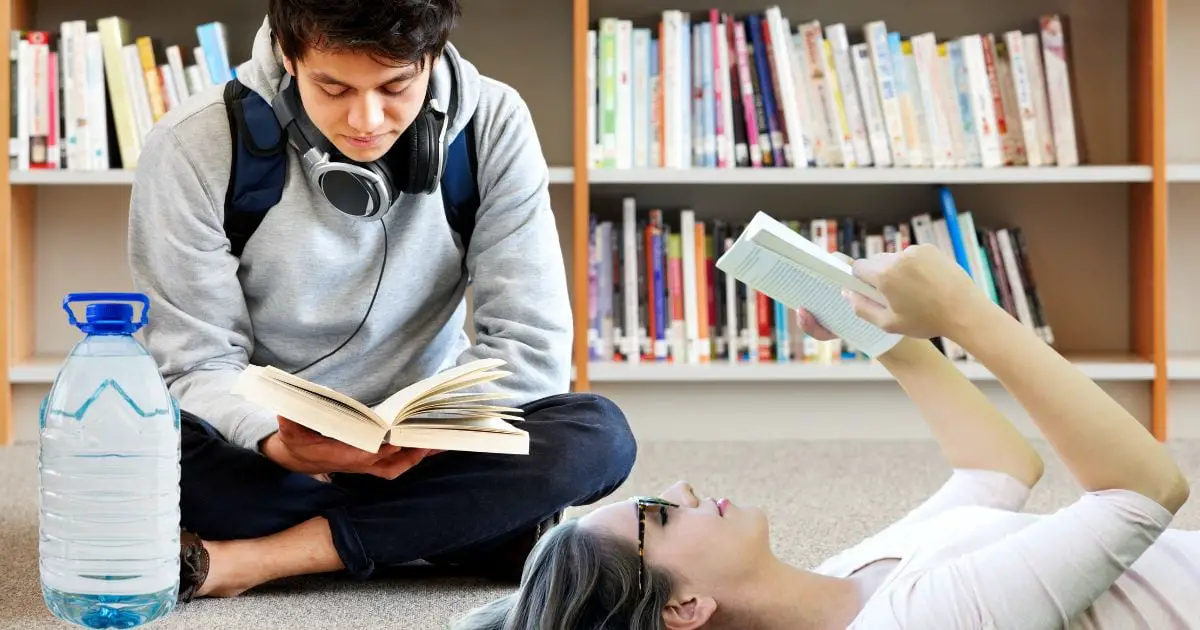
3, 439, 1199, 629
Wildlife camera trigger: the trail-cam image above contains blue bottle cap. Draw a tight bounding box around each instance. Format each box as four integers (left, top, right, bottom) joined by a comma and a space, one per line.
62, 292, 150, 335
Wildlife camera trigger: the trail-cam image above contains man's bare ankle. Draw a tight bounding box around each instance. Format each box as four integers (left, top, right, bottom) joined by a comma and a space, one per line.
194, 539, 258, 598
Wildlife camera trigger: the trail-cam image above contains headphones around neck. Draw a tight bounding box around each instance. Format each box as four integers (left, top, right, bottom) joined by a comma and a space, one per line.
270, 68, 453, 218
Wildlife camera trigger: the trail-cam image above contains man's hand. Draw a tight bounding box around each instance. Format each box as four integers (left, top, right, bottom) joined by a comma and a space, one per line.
261, 416, 435, 480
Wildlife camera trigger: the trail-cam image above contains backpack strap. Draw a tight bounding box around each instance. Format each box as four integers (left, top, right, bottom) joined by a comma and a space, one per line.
222, 78, 288, 258
222, 77, 481, 262
439, 116, 480, 256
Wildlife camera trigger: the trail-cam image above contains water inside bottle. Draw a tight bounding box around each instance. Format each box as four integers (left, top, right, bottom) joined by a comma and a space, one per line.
39, 294, 181, 628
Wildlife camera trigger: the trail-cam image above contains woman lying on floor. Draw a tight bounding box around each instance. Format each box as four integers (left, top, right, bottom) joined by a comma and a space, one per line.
453, 242, 1197, 630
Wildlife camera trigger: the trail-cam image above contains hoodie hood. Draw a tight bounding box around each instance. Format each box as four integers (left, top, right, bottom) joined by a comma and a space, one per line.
234, 16, 481, 144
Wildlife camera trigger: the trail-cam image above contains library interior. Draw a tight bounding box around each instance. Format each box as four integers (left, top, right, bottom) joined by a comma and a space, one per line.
2, 0, 1200, 628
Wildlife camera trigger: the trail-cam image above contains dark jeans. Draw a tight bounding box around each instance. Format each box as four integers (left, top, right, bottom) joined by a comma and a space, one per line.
179, 392, 637, 580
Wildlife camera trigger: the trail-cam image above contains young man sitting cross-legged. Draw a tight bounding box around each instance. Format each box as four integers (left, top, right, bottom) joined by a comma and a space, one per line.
127, 0, 636, 601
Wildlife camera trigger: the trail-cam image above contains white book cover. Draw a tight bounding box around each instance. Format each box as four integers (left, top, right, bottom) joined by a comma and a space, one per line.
165, 45, 190, 100
765, 7, 809, 169
864, 21, 907, 166
902, 40, 934, 166
1003, 31, 1041, 166
58, 21, 78, 170
822, 39, 857, 167
1040, 15, 1080, 166
677, 12, 693, 170
911, 33, 954, 167
947, 40, 982, 167
716, 213, 902, 359
850, 42, 891, 167
615, 20, 633, 169
621, 198, 641, 363
992, 37, 1028, 165
84, 32, 109, 170
961, 35, 1003, 167
798, 21, 844, 167
121, 44, 152, 144
632, 28, 651, 169
826, 23, 873, 167
981, 35, 1017, 165
1023, 33, 1057, 165
716, 14, 737, 169
784, 30, 821, 166
660, 11, 680, 168
889, 33, 926, 167
193, 46, 212, 88
934, 44, 966, 166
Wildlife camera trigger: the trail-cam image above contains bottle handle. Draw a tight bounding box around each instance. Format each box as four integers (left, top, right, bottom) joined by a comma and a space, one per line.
62, 292, 150, 328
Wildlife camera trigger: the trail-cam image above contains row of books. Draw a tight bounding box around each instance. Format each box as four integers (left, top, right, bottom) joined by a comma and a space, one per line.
587, 188, 1054, 366
9, 17, 236, 172
587, 7, 1082, 171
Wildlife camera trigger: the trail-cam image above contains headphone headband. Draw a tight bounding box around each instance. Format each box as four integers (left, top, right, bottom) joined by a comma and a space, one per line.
270, 65, 453, 218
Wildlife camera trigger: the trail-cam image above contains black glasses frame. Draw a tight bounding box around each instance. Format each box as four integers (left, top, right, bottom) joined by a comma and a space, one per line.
634, 496, 679, 596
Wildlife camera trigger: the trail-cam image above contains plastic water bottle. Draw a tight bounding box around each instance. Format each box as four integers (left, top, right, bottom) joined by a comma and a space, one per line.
39, 293, 180, 628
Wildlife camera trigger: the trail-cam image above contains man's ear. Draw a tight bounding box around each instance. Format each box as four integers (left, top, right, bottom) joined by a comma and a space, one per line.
282, 57, 295, 76
662, 594, 718, 630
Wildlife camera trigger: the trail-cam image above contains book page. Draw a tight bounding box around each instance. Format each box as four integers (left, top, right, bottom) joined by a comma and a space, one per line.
717, 237, 903, 358
371, 358, 510, 424
255, 365, 384, 427
742, 212, 889, 304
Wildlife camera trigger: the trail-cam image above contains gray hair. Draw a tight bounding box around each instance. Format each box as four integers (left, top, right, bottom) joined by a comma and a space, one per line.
450, 518, 675, 630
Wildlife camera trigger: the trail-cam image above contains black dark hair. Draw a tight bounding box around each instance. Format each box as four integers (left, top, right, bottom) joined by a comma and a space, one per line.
268, 0, 462, 68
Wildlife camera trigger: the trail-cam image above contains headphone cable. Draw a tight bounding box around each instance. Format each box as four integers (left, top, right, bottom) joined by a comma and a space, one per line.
289, 218, 388, 375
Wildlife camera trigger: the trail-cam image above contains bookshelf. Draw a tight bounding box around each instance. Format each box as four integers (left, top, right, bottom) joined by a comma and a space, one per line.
0, 0, 1185, 446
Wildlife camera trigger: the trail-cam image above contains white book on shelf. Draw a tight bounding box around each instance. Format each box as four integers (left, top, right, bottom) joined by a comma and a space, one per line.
1002, 31, 1040, 166
864, 21, 907, 166
715, 13, 737, 169
1023, 33, 1057, 165
84, 31, 109, 170
765, 7, 808, 169
621, 198, 641, 363
681, 210, 700, 364
615, 19, 633, 169
783, 29, 820, 167
910, 33, 954, 168
1040, 15, 1080, 167
797, 21, 842, 167
632, 28, 651, 169
960, 34, 1003, 167
934, 42, 967, 167
849, 42, 890, 167
826, 23, 872, 167
716, 213, 903, 360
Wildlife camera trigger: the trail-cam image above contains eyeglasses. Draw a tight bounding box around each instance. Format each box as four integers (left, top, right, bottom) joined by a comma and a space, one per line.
634, 496, 679, 596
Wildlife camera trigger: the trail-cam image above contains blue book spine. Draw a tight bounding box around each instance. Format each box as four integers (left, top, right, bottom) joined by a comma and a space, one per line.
937, 186, 972, 274
746, 14, 784, 167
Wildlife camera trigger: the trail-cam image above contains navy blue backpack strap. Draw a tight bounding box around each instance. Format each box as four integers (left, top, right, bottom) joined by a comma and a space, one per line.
440, 116, 480, 257
222, 78, 287, 258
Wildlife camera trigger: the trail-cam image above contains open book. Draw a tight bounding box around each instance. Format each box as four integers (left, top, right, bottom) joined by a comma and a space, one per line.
715, 212, 903, 359
230, 358, 529, 455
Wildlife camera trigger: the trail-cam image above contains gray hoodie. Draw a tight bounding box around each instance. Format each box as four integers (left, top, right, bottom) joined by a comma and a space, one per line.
127, 18, 572, 451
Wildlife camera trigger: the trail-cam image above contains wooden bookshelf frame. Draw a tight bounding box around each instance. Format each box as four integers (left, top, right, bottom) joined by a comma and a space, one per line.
1, 0, 37, 446
0, 0, 1176, 443
1129, 0, 1168, 440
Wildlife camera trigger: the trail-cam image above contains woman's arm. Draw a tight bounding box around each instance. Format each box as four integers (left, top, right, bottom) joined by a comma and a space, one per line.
949, 297, 1190, 514
877, 335, 1044, 488
848, 244, 1190, 516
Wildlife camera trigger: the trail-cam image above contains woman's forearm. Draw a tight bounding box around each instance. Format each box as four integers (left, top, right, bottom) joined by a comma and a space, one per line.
948, 300, 1190, 514
878, 337, 1044, 487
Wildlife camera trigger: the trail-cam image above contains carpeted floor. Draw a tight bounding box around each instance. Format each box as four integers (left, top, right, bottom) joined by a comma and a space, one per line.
2, 439, 1199, 629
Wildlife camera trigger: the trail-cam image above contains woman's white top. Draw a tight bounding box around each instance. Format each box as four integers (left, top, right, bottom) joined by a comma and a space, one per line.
814, 468, 1200, 629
